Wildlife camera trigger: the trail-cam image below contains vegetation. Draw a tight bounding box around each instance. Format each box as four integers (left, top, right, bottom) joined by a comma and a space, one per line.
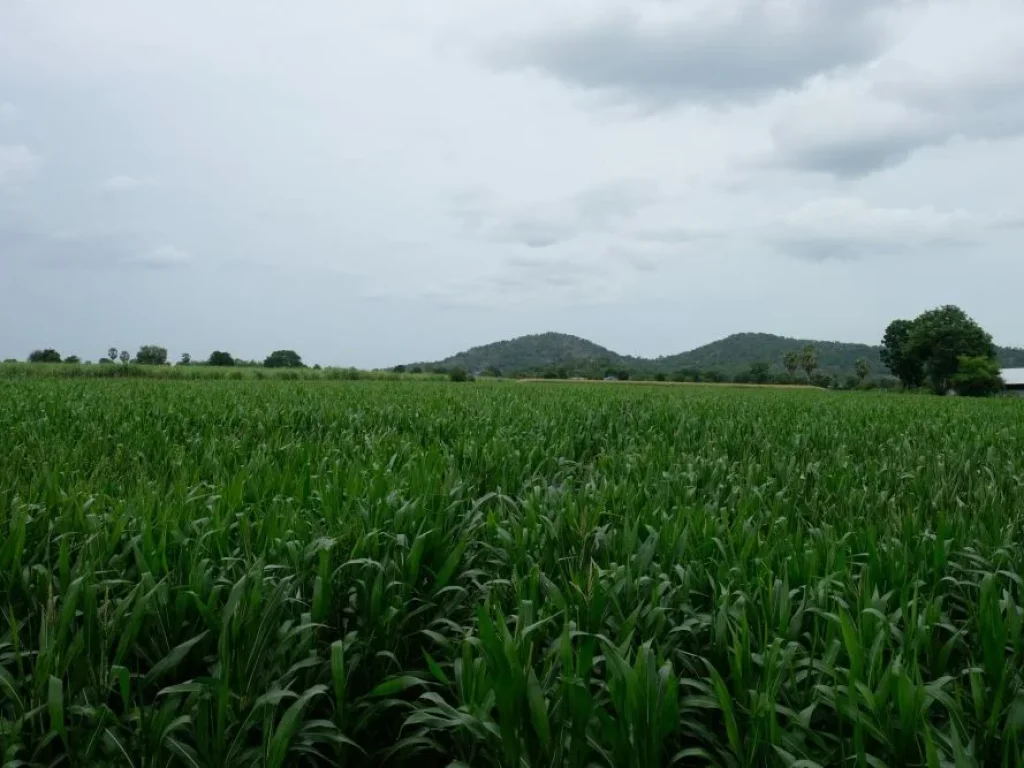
3, 380, 1024, 766
264, 349, 304, 369
27, 348, 61, 363
208, 351, 236, 367
412, 331, 1024, 381
881, 306, 999, 394
951, 356, 1005, 397
134, 345, 168, 366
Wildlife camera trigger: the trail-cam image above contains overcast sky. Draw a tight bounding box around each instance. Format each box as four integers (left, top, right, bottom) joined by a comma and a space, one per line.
2, 0, 1023, 366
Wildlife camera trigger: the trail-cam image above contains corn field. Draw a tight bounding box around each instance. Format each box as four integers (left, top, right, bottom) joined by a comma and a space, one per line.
2, 379, 1024, 767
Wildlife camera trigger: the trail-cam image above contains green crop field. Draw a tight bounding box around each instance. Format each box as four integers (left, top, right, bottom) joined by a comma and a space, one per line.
2, 380, 1024, 767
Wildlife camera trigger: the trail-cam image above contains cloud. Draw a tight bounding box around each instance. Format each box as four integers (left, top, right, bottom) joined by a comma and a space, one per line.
0, 102, 21, 122
453, 180, 657, 248
127, 245, 192, 268
769, 1, 1024, 176
99, 174, 156, 191
487, 0, 887, 107
0, 145, 38, 184
765, 197, 1005, 260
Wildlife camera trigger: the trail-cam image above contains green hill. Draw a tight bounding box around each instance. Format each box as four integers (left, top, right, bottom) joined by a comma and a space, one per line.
413, 331, 1024, 379
413, 332, 633, 375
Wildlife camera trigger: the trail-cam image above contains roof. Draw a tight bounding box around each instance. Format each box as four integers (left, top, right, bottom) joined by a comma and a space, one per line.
1002, 368, 1024, 386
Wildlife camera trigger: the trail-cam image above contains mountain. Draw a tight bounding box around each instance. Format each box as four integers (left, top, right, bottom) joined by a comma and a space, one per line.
412, 332, 1024, 379
413, 332, 633, 374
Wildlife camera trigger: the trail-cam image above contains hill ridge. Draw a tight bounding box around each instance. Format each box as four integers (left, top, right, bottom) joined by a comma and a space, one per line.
412, 331, 1024, 378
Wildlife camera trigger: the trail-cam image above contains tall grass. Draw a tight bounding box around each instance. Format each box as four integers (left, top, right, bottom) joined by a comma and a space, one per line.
2, 380, 1023, 766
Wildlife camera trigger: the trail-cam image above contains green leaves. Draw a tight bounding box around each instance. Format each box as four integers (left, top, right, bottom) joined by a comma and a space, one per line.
3, 379, 1024, 766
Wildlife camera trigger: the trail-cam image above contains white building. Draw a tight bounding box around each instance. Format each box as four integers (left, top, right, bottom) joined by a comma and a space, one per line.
1002, 368, 1024, 396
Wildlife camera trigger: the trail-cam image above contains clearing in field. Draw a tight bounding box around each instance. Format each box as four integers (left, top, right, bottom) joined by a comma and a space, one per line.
2, 379, 1023, 766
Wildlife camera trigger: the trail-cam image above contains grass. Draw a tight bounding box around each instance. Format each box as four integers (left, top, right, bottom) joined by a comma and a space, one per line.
1, 379, 1024, 766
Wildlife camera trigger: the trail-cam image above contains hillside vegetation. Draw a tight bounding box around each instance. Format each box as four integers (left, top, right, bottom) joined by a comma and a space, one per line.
414, 331, 1024, 379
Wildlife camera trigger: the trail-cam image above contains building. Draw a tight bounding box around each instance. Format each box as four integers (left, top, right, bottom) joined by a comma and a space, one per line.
1002, 368, 1024, 396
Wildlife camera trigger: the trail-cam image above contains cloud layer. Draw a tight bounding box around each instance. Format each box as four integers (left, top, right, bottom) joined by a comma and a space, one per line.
1, 0, 1023, 365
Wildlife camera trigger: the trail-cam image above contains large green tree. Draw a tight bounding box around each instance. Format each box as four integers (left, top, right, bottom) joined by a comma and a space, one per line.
135, 345, 168, 365
906, 305, 994, 393
880, 319, 924, 388
264, 349, 303, 368
28, 349, 61, 363
208, 351, 235, 367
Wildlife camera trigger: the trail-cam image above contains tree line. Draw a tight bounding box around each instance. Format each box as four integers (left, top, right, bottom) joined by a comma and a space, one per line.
23, 346, 308, 369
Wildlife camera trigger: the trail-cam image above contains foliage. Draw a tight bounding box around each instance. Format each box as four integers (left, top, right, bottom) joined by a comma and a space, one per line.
906, 305, 995, 394
118, 350, 131, 364
854, 357, 871, 381
880, 319, 924, 388
27, 348, 61, 363
748, 361, 771, 383
135, 345, 168, 366
448, 366, 469, 382
782, 350, 800, 380
107, 347, 118, 362
179, 352, 191, 366
951, 355, 1004, 397
264, 349, 304, 368
208, 350, 236, 367
415, 331, 1024, 381
2, 380, 1024, 766
800, 344, 818, 380
63, 355, 80, 364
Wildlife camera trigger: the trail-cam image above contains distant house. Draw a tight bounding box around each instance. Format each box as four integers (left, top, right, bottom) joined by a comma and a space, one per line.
1003, 368, 1024, 396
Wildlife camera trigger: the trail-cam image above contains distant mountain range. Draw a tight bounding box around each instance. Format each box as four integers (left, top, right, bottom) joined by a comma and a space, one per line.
411, 331, 1024, 379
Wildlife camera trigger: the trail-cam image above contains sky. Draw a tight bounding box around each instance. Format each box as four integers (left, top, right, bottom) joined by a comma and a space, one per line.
2, 0, 1024, 367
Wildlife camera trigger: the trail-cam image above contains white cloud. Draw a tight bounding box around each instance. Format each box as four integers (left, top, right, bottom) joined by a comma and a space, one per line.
0, 144, 38, 184
2, 0, 1024, 365
765, 197, 1010, 260
99, 174, 155, 191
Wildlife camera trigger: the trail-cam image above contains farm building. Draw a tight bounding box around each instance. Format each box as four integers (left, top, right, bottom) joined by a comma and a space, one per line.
1002, 368, 1024, 396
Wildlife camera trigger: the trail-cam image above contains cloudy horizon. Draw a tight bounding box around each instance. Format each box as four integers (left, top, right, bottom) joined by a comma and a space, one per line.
3, 0, 1023, 367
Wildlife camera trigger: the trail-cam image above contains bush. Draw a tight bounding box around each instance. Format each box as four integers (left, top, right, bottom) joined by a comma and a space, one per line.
449, 367, 469, 382
951, 356, 1003, 397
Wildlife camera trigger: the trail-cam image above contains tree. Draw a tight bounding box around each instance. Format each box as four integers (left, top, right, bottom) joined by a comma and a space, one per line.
119, 350, 130, 364
951, 356, 1004, 397
880, 319, 924, 388
905, 305, 994, 394
28, 349, 61, 363
749, 361, 771, 384
208, 351, 235, 367
64, 355, 81, 364
449, 366, 469, 382
264, 349, 303, 368
179, 352, 191, 366
783, 351, 800, 381
108, 347, 118, 362
134, 345, 167, 365
393, 365, 407, 373
854, 358, 871, 382
800, 344, 818, 381
654, 372, 667, 382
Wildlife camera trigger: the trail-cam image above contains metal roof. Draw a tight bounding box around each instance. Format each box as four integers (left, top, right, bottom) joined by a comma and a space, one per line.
1002, 368, 1024, 386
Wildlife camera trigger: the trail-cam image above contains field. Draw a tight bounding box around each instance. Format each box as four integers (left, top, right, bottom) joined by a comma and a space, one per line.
2, 380, 1024, 767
